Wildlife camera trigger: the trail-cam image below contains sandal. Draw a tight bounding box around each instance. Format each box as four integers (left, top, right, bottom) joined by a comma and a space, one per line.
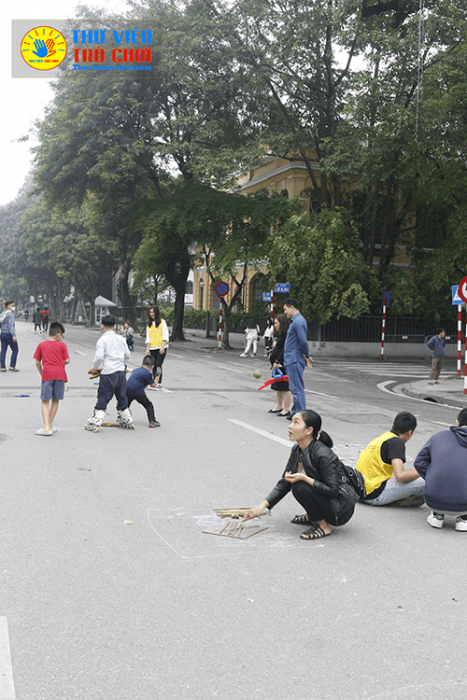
291, 513, 311, 525
300, 524, 331, 540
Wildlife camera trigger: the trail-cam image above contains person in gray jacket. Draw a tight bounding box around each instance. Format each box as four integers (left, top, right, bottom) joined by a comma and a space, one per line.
427, 327, 445, 384
0, 300, 19, 372
414, 408, 467, 531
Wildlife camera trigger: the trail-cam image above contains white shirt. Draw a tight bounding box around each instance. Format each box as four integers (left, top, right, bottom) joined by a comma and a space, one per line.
93, 331, 131, 374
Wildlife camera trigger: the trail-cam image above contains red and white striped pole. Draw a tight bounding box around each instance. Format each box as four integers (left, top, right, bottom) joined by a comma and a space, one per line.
380, 301, 386, 359
270, 282, 274, 321
458, 307, 462, 377
218, 303, 223, 350
464, 306, 467, 395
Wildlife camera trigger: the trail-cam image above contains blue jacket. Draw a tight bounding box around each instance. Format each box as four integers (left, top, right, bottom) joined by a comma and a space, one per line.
284, 312, 309, 366
126, 366, 154, 395
427, 334, 445, 358
414, 426, 467, 511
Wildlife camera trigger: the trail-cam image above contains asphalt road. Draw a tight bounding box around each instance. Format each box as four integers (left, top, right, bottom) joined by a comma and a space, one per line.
1, 322, 466, 700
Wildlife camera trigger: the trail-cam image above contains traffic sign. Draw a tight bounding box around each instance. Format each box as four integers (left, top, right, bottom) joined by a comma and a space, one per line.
262, 292, 272, 302
452, 285, 464, 305
215, 281, 229, 297
457, 277, 467, 304
274, 283, 290, 293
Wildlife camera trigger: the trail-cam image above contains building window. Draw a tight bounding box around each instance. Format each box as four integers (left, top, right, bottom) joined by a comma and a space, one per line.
253, 275, 266, 305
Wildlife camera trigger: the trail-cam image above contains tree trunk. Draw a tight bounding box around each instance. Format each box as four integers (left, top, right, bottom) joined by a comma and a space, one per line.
165, 247, 191, 342
115, 260, 138, 326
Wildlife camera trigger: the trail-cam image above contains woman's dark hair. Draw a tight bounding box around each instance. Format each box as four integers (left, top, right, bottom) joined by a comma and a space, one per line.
266, 318, 273, 328
274, 313, 289, 336
246, 319, 257, 329
147, 305, 161, 327
298, 410, 333, 448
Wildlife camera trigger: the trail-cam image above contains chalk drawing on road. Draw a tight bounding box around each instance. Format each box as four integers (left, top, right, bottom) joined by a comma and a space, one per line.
147, 508, 325, 560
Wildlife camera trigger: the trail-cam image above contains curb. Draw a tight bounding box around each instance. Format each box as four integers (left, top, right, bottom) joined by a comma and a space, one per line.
403, 384, 467, 408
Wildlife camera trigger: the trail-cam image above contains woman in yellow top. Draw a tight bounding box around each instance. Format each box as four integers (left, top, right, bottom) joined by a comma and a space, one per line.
145, 305, 169, 390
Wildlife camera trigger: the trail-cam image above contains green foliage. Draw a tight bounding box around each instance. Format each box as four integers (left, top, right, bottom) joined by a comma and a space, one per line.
268, 204, 371, 323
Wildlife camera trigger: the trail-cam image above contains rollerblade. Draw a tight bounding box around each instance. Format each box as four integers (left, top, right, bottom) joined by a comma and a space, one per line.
117, 408, 135, 430
85, 409, 106, 432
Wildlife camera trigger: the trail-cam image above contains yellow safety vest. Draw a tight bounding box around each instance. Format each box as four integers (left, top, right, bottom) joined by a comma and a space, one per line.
148, 323, 163, 348
355, 431, 398, 496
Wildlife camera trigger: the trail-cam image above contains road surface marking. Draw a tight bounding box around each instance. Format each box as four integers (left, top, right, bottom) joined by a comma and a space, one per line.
216, 364, 243, 374
305, 389, 336, 399
73, 350, 86, 356
0, 617, 15, 700
228, 419, 290, 446
377, 380, 397, 395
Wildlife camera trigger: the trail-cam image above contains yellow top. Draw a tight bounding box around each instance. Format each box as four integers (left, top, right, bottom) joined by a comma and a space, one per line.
355, 431, 397, 496
147, 323, 163, 348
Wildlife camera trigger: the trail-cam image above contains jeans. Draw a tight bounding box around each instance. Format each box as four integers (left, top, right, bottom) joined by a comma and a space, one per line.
1, 333, 18, 369
286, 360, 306, 415
127, 393, 156, 423
95, 371, 128, 411
363, 476, 425, 506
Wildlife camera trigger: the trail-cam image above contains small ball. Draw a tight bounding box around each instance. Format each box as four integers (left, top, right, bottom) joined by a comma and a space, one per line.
253, 370, 262, 379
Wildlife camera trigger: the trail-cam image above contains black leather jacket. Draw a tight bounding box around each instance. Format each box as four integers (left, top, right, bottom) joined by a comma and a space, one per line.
265, 440, 358, 524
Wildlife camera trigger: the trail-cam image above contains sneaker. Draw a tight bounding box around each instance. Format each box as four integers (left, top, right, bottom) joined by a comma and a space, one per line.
455, 516, 467, 532
51, 427, 58, 433
149, 421, 161, 428
427, 512, 444, 528
239, 353, 247, 357
35, 428, 53, 436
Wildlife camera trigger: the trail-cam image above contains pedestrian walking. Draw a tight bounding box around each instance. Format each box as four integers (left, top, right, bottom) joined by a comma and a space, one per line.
121, 321, 135, 351
33, 321, 70, 436
41, 307, 51, 334
145, 305, 169, 389
0, 300, 19, 372
240, 319, 260, 357
282, 298, 313, 418
427, 328, 446, 384
33, 307, 42, 333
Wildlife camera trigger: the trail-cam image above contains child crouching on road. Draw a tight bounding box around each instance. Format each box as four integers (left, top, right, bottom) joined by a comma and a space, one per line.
126, 355, 161, 428
85, 314, 134, 432
34, 321, 70, 436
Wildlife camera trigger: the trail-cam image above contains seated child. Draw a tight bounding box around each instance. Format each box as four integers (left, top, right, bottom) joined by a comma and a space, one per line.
126, 355, 161, 428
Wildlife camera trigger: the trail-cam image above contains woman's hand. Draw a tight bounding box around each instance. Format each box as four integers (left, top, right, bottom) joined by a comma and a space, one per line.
159, 347, 165, 355
284, 471, 304, 484
243, 502, 268, 521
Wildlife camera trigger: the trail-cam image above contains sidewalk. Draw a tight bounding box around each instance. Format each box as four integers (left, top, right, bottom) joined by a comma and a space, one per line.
403, 376, 467, 408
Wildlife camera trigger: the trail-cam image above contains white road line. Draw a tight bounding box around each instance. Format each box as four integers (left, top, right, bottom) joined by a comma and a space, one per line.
432, 421, 452, 427
377, 380, 397, 395
305, 389, 336, 399
216, 364, 244, 374
229, 419, 291, 446
169, 353, 183, 358
73, 350, 86, 356
0, 617, 15, 700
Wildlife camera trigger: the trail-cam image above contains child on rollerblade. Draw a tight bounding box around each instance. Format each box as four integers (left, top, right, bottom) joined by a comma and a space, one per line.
85, 314, 134, 432
33, 321, 70, 436
126, 355, 161, 427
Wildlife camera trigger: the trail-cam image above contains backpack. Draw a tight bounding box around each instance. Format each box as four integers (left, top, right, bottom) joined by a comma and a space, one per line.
340, 463, 367, 500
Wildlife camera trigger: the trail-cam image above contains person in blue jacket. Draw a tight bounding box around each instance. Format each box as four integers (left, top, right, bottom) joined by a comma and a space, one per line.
282, 298, 313, 419
427, 327, 445, 384
414, 408, 467, 531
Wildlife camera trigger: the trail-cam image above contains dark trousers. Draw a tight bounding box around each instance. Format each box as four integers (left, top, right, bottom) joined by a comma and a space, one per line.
127, 393, 156, 423
42, 319, 49, 332
95, 371, 128, 411
149, 348, 167, 384
1, 333, 18, 369
292, 481, 353, 526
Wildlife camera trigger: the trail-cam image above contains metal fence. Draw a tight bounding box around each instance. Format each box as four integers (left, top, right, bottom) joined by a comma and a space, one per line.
318, 316, 458, 343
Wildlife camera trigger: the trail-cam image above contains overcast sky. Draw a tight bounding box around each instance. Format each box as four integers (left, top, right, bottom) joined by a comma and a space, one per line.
1, 0, 132, 207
